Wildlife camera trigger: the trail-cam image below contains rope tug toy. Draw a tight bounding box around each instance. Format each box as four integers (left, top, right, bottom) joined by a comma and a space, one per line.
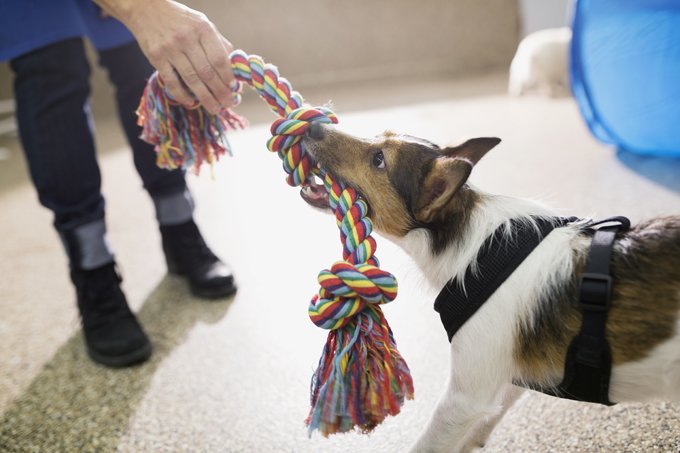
137, 50, 414, 436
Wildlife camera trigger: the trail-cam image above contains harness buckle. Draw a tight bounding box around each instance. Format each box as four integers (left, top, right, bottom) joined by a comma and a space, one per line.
579, 272, 612, 311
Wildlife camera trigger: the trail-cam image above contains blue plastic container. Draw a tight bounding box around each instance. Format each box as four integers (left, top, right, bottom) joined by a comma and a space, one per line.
570, 0, 680, 157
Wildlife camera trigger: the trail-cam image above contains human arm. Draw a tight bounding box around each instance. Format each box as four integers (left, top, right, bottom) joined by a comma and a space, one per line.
94, 0, 235, 114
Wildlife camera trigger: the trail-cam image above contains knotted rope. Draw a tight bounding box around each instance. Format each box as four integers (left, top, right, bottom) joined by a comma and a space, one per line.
136, 49, 413, 437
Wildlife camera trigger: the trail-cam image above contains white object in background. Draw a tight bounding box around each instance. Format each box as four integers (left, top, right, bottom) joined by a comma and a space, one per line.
508, 27, 572, 98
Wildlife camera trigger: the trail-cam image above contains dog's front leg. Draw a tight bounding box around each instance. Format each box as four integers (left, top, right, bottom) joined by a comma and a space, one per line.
409, 353, 513, 453
408, 385, 504, 453
459, 384, 525, 451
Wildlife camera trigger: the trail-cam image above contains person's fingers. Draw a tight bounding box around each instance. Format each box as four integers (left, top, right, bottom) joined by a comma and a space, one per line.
220, 36, 242, 105
222, 36, 235, 56
189, 43, 232, 109
173, 52, 222, 114
199, 28, 235, 91
157, 62, 196, 108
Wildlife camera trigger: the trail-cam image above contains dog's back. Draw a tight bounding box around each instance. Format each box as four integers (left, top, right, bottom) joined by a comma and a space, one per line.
515, 216, 680, 401
609, 216, 680, 400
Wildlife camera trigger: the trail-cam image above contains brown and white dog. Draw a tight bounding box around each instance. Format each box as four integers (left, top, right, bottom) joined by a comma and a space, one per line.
300, 124, 680, 453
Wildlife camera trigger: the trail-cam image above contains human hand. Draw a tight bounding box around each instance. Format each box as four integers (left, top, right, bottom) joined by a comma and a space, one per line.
96, 0, 236, 114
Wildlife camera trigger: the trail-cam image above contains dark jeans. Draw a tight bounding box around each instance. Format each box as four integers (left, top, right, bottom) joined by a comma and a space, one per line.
10, 38, 186, 232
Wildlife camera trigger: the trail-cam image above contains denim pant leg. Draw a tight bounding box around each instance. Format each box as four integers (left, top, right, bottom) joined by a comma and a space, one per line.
97, 42, 193, 225
10, 38, 105, 232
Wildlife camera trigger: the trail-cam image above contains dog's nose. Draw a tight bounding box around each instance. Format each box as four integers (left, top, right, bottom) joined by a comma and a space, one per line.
306, 122, 325, 140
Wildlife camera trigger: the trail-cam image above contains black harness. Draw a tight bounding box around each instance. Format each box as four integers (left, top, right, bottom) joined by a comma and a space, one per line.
434, 216, 630, 405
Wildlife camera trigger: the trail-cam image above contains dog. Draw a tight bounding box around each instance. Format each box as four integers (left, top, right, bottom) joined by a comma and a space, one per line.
508, 27, 572, 98
300, 124, 680, 452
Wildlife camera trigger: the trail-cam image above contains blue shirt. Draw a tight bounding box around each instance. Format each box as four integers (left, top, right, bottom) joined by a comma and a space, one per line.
0, 0, 134, 61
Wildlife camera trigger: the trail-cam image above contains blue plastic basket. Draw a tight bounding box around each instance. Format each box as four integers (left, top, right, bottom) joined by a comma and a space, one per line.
570, 0, 680, 157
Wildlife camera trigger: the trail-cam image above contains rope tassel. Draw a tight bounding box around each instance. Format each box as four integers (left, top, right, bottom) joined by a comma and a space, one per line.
136, 72, 247, 172
306, 180, 412, 435
136, 49, 413, 436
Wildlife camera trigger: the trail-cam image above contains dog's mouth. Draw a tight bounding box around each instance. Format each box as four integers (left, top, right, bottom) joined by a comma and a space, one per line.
300, 174, 330, 210
300, 135, 332, 211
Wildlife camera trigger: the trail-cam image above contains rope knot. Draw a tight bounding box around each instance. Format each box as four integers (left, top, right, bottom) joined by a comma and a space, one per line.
309, 261, 398, 330
266, 107, 338, 187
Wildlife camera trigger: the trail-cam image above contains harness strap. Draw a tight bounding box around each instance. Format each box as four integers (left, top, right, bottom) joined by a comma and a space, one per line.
434, 217, 577, 342
551, 216, 630, 405
434, 214, 632, 405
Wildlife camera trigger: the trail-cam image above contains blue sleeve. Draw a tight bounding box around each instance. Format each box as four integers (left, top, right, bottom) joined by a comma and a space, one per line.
0, 0, 134, 62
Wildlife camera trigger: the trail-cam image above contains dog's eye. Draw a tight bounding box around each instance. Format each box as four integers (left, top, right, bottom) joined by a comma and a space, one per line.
371, 150, 386, 169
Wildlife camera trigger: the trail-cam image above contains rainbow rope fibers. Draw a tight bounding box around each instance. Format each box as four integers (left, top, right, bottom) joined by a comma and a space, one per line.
136, 49, 413, 437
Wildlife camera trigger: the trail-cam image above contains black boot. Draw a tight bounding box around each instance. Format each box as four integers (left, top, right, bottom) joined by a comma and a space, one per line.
160, 220, 236, 298
71, 263, 152, 367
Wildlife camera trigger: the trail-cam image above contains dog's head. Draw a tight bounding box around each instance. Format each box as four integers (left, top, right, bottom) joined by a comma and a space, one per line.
301, 123, 500, 239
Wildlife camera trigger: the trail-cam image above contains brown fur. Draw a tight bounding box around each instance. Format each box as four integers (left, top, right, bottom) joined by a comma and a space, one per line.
304, 129, 494, 244
305, 129, 430, 237
515, 217, 680, 387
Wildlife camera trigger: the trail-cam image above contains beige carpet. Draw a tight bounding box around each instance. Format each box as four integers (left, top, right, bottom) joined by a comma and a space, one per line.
1, 72, 679, 452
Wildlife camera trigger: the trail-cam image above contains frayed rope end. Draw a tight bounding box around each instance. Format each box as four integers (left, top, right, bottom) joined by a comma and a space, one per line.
136, 72, 248, 174
305, 306, 414, 437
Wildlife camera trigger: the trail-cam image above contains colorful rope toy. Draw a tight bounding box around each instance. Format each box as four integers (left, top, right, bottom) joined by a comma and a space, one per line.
137, 50, 414, 436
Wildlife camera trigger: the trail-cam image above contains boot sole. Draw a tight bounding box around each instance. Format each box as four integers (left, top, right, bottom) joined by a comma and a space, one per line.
87, 342, 152, 368
167, 269, 238, 299
190, 283, 238, 299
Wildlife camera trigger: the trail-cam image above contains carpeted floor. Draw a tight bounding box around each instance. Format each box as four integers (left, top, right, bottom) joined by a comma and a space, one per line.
1, 72, 679, 452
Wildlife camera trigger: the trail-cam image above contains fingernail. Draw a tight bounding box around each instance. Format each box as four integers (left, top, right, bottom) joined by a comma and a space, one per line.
229, 80, 240, 91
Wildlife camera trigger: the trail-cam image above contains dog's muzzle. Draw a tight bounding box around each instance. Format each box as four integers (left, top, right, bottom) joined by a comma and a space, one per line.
306, 121, 325, 140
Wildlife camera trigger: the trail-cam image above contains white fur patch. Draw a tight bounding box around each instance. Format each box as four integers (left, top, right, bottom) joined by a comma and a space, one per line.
397, 190, 559, 291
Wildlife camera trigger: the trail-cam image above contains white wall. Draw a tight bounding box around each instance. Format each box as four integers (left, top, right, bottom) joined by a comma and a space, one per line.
519, 0, 571, 36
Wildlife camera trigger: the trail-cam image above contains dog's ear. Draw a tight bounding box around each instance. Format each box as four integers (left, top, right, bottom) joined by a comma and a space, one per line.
414, 138, 500, 224
441, 137, 501, 165
414, 157, 472, 224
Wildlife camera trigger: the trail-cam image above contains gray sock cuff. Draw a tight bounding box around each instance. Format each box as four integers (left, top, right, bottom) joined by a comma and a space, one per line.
153, 189, 195, 226
61, 219, 114, 270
